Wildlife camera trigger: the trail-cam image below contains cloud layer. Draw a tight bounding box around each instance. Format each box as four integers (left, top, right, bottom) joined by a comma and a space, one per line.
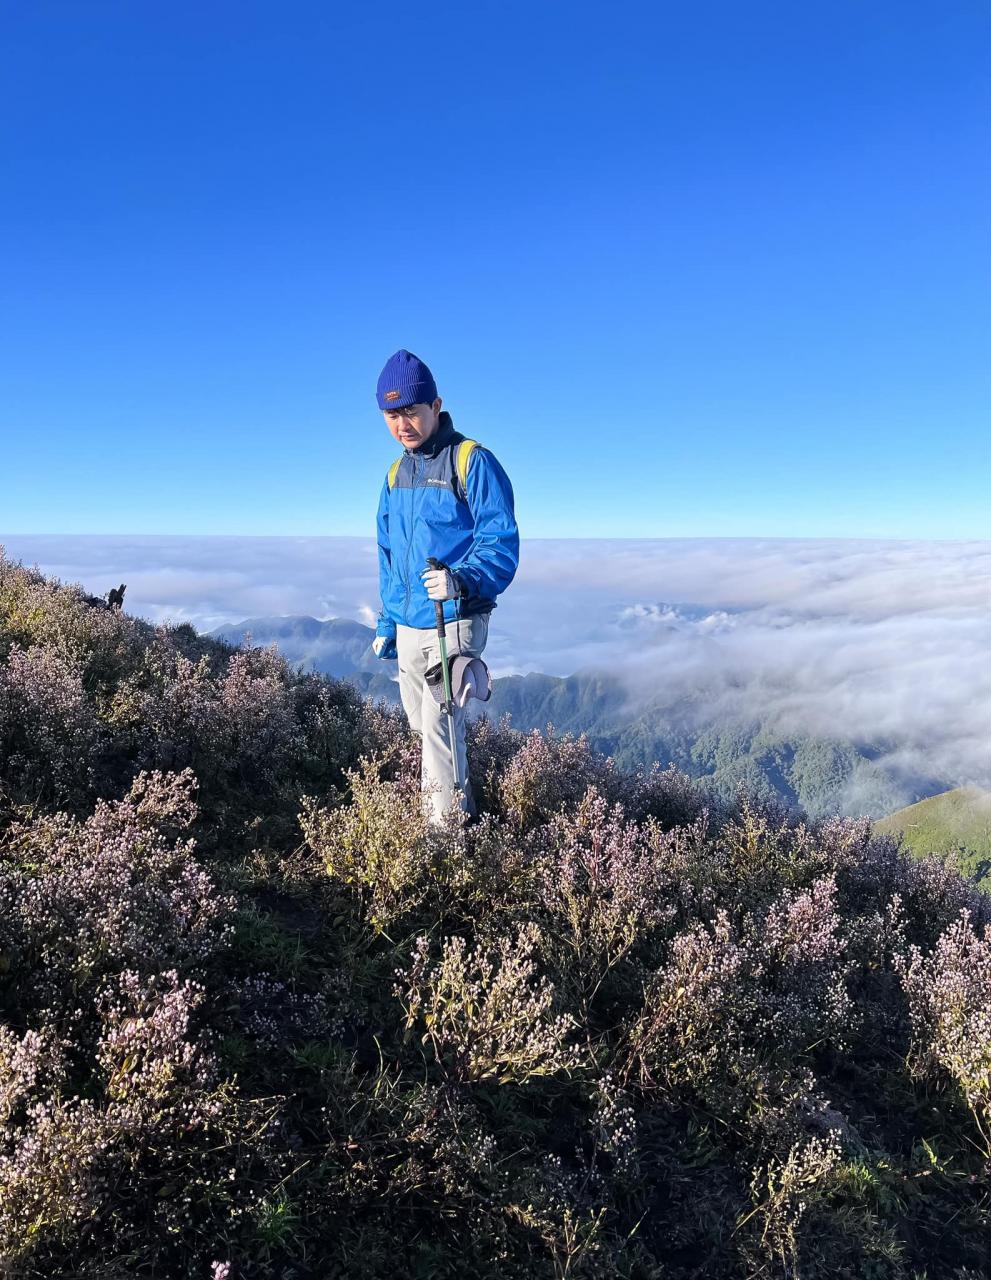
4, 534, 990, 791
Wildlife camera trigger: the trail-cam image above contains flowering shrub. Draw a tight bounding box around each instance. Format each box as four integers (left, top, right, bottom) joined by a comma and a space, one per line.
232, 972, 341, 1050
0, 754, 282, 1275
300, 754, 431, 927
465, 713, 525, 812
896, 908, 991, 1158
0, 968, 274, 1276
743, 1129, 844, 1274
292, 669, 367, 784
470, 718, 619, 827
760, 874, 856, 1052
627, 908, 752, 1095
396, 924, 583, 1084
0, 769, 234, 1022
0, 548, 369, 851
96, 968, 216, 1104
0, 642, 105, 811
619, 757, 723, 829
626, 874, 856, 1151
590, 1072, 639, 1181
357, 698, 423, 783
108, 644, 312, 838
0, 1025, 67, 1127
0, 548, 150, 692
534, 788, 677, 1008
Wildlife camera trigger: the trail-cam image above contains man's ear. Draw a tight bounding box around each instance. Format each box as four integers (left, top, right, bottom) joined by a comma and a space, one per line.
433, 397, 443, 413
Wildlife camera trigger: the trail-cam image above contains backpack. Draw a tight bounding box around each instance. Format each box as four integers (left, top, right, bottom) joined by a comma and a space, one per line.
387, 439, 479, 503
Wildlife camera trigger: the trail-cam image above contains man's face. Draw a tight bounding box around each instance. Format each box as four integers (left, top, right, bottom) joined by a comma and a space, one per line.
383, 398, 442, 450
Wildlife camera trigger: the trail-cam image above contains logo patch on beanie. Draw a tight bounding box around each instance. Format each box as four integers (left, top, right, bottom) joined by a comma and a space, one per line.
384, 390, 401, 402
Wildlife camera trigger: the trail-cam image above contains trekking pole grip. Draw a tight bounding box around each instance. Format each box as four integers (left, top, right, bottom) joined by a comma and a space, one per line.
426, 557, 447, 636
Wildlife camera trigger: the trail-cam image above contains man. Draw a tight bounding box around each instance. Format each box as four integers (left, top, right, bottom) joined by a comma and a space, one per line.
371, 349, 519, 826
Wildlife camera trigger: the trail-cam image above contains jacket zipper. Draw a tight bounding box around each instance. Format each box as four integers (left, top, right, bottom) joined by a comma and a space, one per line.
404, 454, 417, 624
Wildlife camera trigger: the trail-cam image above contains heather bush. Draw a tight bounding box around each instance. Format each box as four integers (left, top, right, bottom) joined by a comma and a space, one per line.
0, 1025, 68, 1127
0, 547, 368, 849
96, 968, 216, 1104
0, 769, 234, 1023
589, 1071, 639, 1181
470, 718, 619, 827
533, 788, 677, 1011
300, 751, 542, 934
620, 756, 727, 830
0, 642, 106, 812
468, 714, 717, 834
292, 667, 369, 784
0, 968, 281, 1277
624, 875, 858, 1156
300, 753, 431, 928
357, 697, 424, 781
808, 810, 991, 951
396, 924, 584, 1085
0, 755, 291, 1276
465, 712, 524, 810
715, 794, 831, 907
107, 643, 309, 838
741, 1130, 844, 1276
896, 908, 991, 1159
0, 548, 150, 692
232, 971, 341, 1050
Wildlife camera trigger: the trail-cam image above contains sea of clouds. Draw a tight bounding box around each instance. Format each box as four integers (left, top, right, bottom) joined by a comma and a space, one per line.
3, 534, 990, 791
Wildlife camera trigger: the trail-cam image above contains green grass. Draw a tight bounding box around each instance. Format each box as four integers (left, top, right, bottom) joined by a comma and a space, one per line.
875, 787, 991, 885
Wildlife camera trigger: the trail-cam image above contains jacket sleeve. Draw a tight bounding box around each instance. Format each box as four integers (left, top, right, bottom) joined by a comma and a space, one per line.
375, 475, 397, 640
449, 447, 519, 601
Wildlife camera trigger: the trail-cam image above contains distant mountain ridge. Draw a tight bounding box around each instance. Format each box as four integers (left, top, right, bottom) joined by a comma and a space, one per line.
208, 614, 954, 820
210, 616, 380, 676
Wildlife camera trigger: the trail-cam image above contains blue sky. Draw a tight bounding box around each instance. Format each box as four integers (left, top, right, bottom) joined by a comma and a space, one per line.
2, 0, 988, 538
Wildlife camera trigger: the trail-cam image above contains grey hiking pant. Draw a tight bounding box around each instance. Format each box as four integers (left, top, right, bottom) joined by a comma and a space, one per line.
396, 612, 490, 827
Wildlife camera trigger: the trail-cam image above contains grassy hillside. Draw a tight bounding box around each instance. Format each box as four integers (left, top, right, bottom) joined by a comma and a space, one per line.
875, 786, 991, 886
2, 545, 991, 1280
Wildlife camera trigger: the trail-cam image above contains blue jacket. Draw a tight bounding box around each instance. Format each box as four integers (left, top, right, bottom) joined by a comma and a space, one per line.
376, 412, 519, 636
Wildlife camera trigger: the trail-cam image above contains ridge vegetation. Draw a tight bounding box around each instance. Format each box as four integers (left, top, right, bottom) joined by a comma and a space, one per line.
1, 546, 989, 1280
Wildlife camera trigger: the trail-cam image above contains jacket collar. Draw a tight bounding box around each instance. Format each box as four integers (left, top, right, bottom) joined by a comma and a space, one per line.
407, 410, 456, 458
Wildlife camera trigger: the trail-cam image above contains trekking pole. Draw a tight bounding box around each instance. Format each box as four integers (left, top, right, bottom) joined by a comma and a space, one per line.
426, 556, 463, 795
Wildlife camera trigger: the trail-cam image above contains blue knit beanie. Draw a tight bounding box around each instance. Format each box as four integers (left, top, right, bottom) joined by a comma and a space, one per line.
376, 349, 438, 410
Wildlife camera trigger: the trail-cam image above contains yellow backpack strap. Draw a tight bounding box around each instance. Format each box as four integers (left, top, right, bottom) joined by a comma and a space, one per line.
456, 439, 479, 499
387, 456, 403, 489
